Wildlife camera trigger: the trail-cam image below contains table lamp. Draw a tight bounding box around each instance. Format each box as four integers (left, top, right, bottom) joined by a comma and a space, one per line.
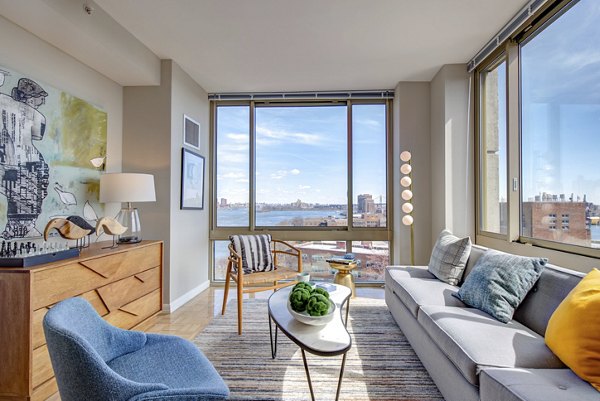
99, 173, 156, 244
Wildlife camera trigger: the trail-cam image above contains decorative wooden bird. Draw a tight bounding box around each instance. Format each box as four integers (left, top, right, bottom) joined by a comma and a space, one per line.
43, 217, 93, 241
95, 217, 128, 236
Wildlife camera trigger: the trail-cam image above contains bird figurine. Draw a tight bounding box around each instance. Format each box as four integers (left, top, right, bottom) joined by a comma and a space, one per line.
96, 217, 128, 248
43, 217, 93, 243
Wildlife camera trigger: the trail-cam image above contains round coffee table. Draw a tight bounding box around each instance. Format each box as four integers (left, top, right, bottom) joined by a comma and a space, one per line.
268, 284, 352, 401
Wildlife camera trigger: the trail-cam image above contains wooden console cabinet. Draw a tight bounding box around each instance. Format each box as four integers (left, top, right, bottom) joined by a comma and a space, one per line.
0, 240, 163, 401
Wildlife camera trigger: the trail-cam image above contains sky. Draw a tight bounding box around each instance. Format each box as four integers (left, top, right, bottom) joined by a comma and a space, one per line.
216, 104, 386, 205
520, 0, 600, 204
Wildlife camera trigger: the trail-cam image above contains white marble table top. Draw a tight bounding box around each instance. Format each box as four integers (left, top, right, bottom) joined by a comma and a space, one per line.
268, 283, 352, 356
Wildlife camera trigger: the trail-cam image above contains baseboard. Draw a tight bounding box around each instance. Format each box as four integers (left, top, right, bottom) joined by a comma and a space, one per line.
163, 280, 210, 313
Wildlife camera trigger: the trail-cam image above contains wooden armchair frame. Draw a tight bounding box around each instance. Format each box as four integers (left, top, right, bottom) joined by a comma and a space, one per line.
221, 239, 302, 334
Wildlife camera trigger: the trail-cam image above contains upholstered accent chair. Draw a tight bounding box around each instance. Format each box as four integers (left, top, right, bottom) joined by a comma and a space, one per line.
222, 234, 302, 334
43, 297, 229, 401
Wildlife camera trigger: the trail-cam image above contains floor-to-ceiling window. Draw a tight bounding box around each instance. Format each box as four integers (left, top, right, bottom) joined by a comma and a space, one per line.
211, 98, 392, 282
476, 0, 600, 257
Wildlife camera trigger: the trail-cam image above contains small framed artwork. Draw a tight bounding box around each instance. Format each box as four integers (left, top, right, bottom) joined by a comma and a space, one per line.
180, 148, 205, 210
183, 115, 201, 150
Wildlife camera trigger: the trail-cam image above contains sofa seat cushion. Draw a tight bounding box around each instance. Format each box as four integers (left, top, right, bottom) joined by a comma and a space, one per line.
386, 265, 436, 280
417, 306, 564, 386
480, 368, 600, 401
387, 278, 466, 318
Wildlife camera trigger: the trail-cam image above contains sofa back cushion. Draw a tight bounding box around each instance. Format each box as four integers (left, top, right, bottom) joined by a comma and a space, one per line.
461, 245, 487, 283
513, 264, 584, 336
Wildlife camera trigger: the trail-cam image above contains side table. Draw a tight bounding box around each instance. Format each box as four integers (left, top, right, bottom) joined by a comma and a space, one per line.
329, 261, 357, 298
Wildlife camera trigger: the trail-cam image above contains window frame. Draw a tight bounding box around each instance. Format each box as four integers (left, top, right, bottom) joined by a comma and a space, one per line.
209, 98, 393, 282
475, 52, 509, 240
475, 0, 600, 259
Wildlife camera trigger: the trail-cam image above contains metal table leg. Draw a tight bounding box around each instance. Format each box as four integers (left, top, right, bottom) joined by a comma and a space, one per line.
268, 315, 278, 359
344, 298, 350, 328
335, 352, 348, 401
301, 349, 316, 401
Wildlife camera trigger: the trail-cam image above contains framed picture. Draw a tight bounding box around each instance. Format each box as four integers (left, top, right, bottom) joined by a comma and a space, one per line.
180, 148, 205, 210
183, 115, 201, 150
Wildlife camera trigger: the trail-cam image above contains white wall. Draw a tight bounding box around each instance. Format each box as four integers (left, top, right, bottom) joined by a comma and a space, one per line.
123, 60, 210, 310
394, 82, 432, 265
169, 62, 211, 307
123, 61, 172, 301
430, 64, 474, 242
0, 15, 122, 219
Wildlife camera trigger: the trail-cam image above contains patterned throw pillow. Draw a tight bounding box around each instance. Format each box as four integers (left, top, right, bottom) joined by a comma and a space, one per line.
454, 250, 546, 323
229, 234, 274, 274
428, 230, 472, 286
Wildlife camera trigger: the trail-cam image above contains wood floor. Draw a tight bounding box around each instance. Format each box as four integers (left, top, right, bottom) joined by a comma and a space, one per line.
46, 284, 384, 400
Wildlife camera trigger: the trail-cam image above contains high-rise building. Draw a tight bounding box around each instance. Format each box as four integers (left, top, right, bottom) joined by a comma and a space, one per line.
219, 198, 227, 207
357, 194, 375, 214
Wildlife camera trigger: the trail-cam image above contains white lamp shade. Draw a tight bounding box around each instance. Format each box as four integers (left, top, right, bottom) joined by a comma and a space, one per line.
400, 151, 412, 162
402, 202, 413, 213
400, 176, 412, 187
402, 215, 414, 226
400, 163, 412, 175
100, 173, 156, 203
401, 189, 413, 201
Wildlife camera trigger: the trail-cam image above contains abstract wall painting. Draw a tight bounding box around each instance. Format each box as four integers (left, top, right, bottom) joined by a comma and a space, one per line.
0, 65, 107, 239
180, 148, 205, 210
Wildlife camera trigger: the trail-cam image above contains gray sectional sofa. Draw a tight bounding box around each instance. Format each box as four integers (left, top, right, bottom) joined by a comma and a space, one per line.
385, 245, 600, 401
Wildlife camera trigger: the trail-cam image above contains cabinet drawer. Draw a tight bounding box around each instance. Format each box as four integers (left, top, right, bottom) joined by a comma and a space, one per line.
105, 289, 161, 330
32, 289, 110, 350
98, 267, 160, 312
32, 307, 49, 350
32, 345, 52, 389
32, 244, 161, 309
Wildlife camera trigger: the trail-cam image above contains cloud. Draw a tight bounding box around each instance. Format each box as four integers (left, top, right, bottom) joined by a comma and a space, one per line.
219, 172, 246, 179
270, 168, 301, 180
270, 170, 288, 180
256, 126, 322, 146
298, 185, 311, 189
226, 133, 248, 143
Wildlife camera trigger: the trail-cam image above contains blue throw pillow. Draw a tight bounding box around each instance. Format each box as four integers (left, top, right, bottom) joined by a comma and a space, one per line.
454, 250, 546, 323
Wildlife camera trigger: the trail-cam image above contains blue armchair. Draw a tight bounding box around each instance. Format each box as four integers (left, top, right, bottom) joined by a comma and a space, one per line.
43, 297, 229, 401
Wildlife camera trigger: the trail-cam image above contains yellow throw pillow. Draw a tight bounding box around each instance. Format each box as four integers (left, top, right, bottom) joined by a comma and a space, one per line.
545, 268, 600, 391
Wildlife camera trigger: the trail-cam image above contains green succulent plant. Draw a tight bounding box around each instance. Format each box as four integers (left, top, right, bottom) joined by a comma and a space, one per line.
293, 282, 313, 292
306, 293, 331, 316
290, 287, 311, 312
313, 287, 330, 299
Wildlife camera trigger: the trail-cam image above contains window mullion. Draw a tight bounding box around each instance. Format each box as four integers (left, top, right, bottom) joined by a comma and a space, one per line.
506, 41, 520, 242
249, 101, 256, 231
347, 101, 353, 232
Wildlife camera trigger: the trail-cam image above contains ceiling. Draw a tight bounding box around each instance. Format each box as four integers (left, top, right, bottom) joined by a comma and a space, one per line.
4, 0, 529, 92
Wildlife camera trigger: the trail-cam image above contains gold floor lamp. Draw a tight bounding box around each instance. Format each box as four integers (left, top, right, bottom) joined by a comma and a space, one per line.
400, 151, 414, 265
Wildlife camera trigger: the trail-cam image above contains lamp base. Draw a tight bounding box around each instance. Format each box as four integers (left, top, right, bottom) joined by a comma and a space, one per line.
115, 207, 142, 244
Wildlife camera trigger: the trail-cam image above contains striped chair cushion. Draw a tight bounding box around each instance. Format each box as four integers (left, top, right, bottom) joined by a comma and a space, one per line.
229, 234, 274, 274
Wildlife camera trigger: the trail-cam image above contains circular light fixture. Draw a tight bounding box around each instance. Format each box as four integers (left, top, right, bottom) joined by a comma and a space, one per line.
400, 151, 412, 162
402, 215, 414, 226
400, 176, 412, 187
400, 163, 412, 175
401, 190, 413, 201
402, 202, 413, 213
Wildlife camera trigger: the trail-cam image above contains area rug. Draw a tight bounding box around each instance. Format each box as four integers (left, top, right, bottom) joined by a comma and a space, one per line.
193, 298, 443, 401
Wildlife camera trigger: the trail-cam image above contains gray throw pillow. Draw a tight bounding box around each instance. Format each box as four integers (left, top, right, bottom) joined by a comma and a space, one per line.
428, 230, 472, 286
454, 249, 546, 323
